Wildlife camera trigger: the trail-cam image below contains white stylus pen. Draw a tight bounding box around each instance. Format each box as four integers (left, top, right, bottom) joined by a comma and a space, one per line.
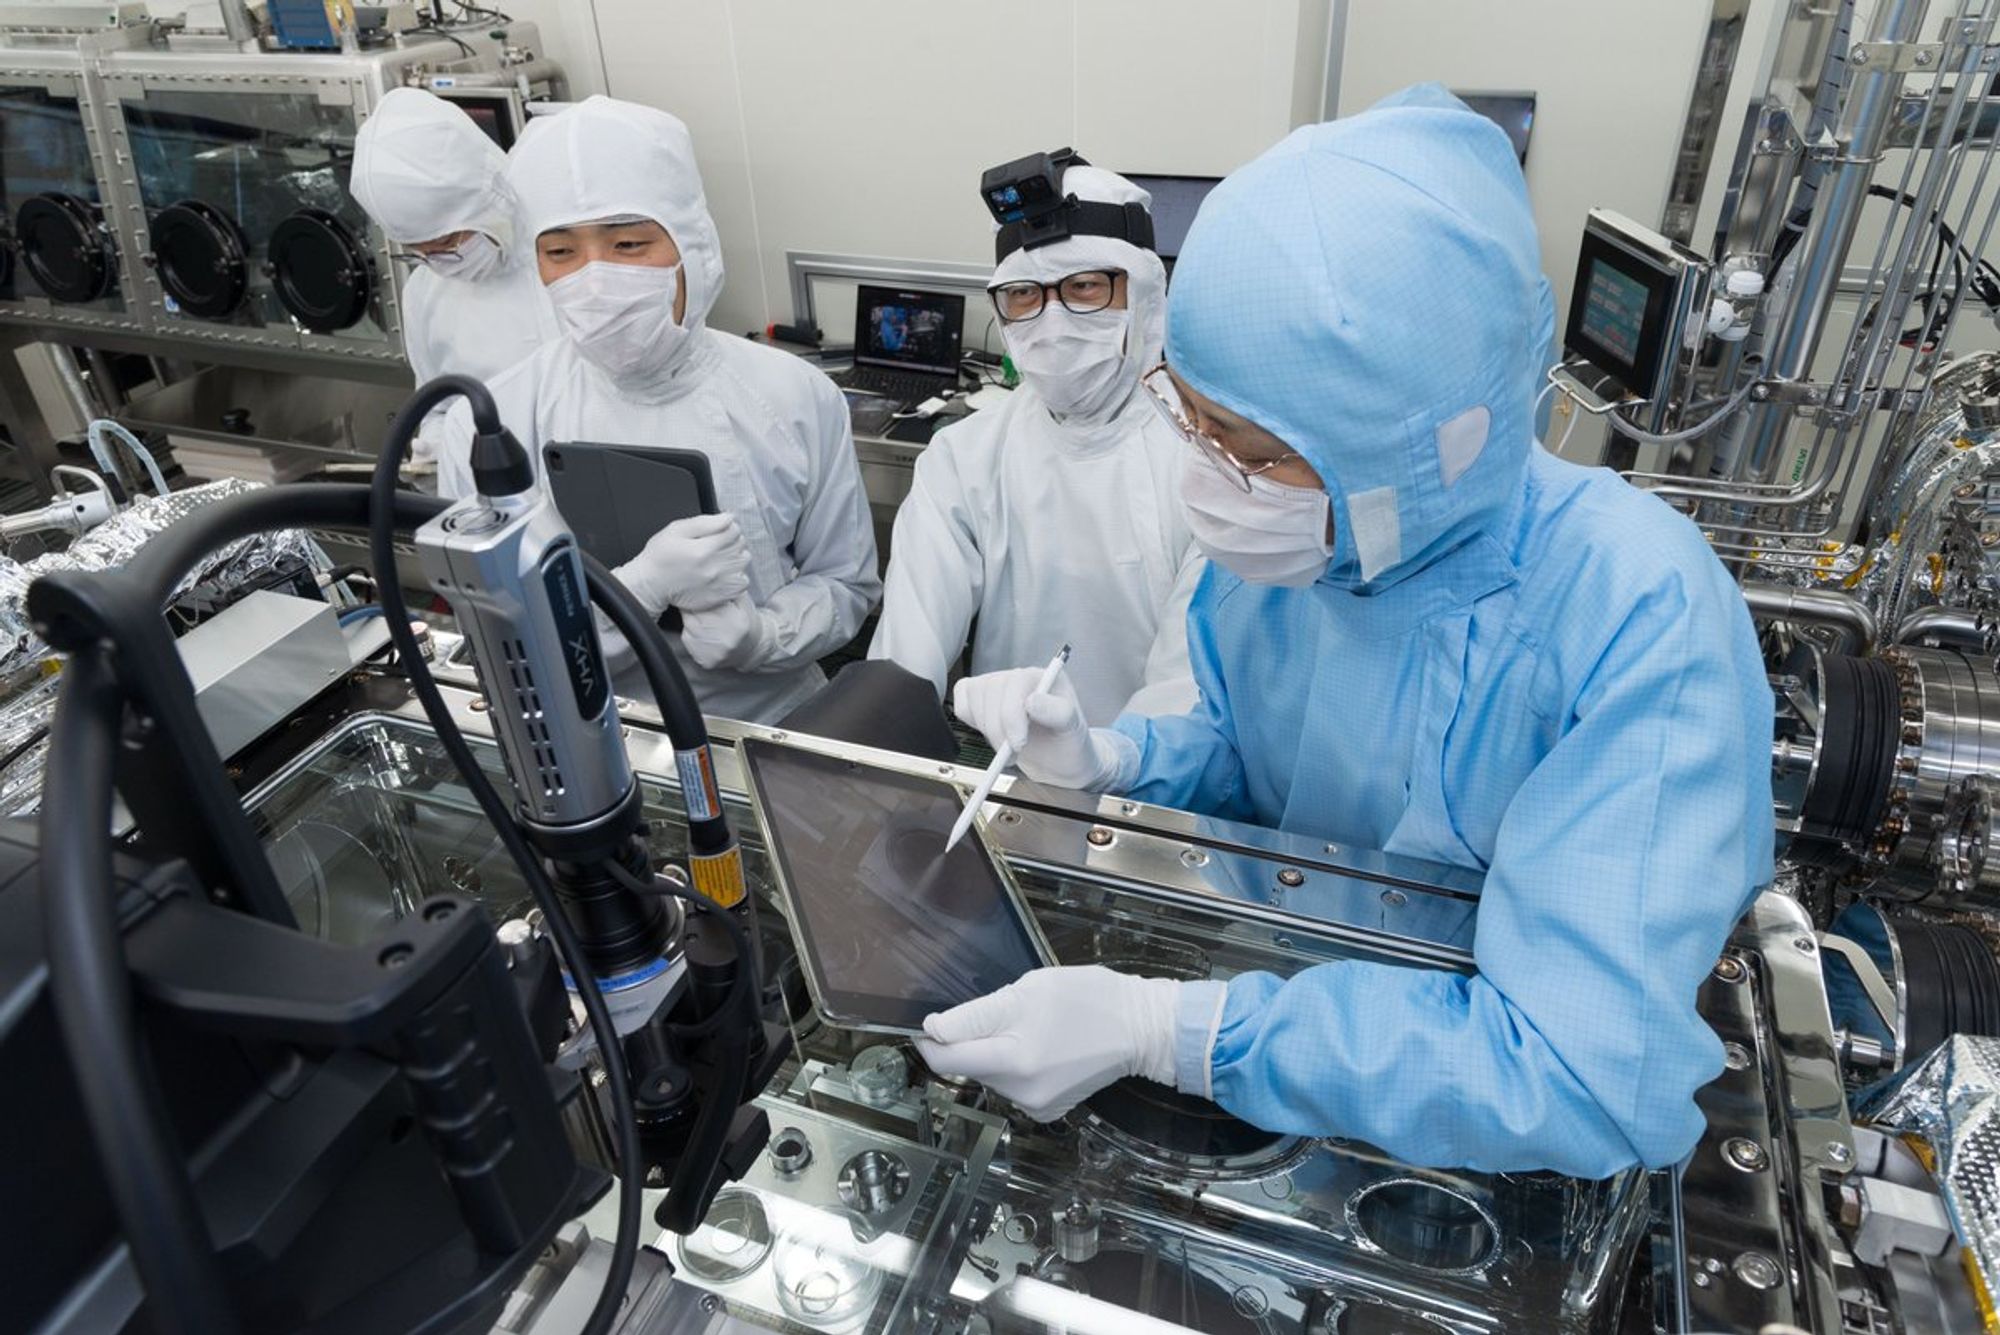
943, 644, 1072, 853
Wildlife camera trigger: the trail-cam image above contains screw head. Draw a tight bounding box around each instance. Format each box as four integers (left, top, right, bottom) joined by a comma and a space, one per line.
1732, 1251, 1783, 1290
1086, 826, 1114, 847
468, 697, 488, 712
378, 943, 414, 969
1277, 867, 1305, 887
1723, 1136, 1771, 1172
1794, 935, 1818, 955
1380, 888, 1407, 908
1824, 1139, 1853, 1167
1723, 1041, 1753, 1071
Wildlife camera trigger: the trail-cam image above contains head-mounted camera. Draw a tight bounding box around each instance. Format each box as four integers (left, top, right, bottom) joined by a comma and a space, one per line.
981, 147, 1155, 263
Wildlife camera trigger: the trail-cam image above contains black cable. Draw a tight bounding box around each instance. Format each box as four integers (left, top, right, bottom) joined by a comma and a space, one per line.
604, 860, 751, 1041
448, 0, 512, 23
607, 853, 756, 1236
576, 554, 739, 869
369, 378, 638, 1335
0, 722, 50, 778
42, 649, 241, 1334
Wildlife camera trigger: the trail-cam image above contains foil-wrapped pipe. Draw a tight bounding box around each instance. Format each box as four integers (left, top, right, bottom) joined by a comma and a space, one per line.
1741, 581, 1880, 656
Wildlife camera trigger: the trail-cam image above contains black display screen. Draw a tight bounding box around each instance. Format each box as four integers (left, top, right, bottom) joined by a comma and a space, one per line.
741, 740, 1048, 1033
1563, 228, 1677, 400
1579, 263, 1651, 367
1123, 174, 1221, 262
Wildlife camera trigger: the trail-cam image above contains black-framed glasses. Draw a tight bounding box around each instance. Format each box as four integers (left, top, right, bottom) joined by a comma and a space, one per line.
988, 269, 1123, 323
1140, 362, 1304, 493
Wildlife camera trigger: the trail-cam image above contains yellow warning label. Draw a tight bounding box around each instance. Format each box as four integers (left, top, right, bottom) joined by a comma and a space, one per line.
689, 846, 746, 908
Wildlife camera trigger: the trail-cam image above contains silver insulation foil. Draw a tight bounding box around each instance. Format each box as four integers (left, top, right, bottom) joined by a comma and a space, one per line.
1861, 1035, 2000, 1295
0, 478, 323, 681
0, 479, 325, 812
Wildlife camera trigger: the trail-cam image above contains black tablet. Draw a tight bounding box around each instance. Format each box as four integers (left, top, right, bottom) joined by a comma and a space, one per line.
738, 737, 1054, 1035
544, 440, 719, 569
545, 441, 718, 632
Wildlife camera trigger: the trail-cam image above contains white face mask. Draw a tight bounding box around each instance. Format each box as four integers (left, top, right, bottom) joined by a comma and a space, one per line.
546, 261, 687, 382
1003, 305, 1133, 422
416, 232, 503, 282
1180, 452, 1334, 588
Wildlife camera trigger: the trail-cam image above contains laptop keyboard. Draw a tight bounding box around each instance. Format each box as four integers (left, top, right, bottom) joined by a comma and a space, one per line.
838, 365, 956, 403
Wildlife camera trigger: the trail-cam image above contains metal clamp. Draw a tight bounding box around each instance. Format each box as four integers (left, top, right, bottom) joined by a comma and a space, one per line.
1819, 931, 1900, 1052
1851, 40, 2000, 73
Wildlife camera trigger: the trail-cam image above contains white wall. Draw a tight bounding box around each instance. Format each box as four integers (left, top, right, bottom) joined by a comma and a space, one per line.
500, 0, 1332, 338
1337, 1, 1714, 357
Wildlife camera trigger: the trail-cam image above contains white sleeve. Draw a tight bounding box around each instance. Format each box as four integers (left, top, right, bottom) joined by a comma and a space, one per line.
737, 374, 881, 673
1119, 545, 1204, 718
399, 280, 452, 464
866, 440, 982, 700
433, 398, 477, 499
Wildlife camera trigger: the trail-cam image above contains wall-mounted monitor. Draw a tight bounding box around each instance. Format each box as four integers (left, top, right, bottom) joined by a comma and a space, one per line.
1122, 173, 1223, 266
1454, 91, 1537, 166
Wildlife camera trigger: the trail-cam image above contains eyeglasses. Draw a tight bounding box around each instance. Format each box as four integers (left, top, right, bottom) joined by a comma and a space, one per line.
988, 269, 1122, 323
1140, 362, 1303, 492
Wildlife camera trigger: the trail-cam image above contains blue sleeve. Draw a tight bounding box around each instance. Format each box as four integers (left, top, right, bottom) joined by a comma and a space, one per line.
1109, 568, 1254, 820
1180, 568, 1773, 1176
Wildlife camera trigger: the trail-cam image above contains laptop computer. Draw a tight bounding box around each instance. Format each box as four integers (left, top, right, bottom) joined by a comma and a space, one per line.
833, 284, 966, 407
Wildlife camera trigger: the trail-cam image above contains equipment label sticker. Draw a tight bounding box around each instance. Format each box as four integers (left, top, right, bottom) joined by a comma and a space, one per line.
676, 747, 719, 821
689, 846, 745, 907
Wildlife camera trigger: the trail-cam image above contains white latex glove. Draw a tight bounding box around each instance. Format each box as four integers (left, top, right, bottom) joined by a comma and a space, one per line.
914, 965, 1182, 1122
613, 513, 750, 618
679, 594, 772, 671
951, 665, 1123, 791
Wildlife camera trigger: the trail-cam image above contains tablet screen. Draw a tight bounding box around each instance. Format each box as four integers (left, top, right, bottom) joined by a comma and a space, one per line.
740, 739, 1048, 1032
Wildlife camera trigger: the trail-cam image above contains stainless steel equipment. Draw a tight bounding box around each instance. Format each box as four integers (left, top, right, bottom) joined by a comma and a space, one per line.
213, 667, 1902, 1334
0, 5, 563, 483
1562, 14, 2000, 1320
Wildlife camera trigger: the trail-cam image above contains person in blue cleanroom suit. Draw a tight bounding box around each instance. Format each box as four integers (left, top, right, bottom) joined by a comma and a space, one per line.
925, 84, 1774, 1179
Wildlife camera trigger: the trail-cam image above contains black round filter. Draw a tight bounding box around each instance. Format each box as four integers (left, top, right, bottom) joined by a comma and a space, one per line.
1895, 915, 2000, 1063
1800, 652, 1902, 847
150, 200, 248, 319
15, 192, 113, 303
268, 208, 371, 332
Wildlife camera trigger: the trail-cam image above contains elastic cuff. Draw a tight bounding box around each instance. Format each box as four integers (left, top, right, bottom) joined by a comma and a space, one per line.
1173, 979, 1228, 1099
1092, 727, 1141, 793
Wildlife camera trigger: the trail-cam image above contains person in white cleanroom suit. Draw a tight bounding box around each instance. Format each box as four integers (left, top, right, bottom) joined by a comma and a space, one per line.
868, 165, 1199, 725
436, 96, 879, 724
349, 88, 558, 461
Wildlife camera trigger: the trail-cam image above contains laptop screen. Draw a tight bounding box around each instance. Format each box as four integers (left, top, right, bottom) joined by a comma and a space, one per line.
853, 285, 965, 375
